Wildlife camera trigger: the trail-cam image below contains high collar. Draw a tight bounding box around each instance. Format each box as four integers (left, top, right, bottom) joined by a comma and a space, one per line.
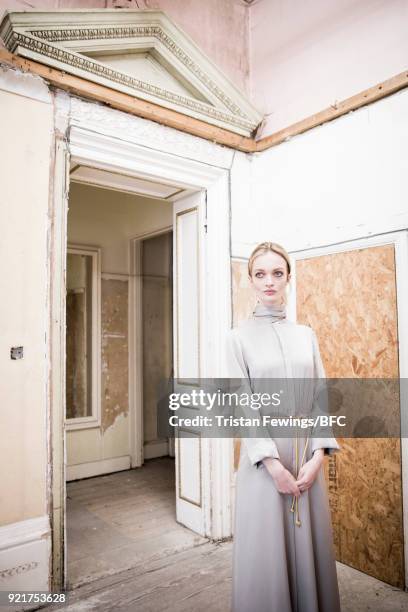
252, 301, 287, 322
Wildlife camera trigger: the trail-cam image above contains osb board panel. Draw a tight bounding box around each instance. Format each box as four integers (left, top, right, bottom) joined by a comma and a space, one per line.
101, 279, 129, 434
231, 259, 257, 328
296, 244, 404, 588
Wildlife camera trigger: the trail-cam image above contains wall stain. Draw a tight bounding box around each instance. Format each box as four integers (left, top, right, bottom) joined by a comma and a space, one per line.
101, 278, 129, 433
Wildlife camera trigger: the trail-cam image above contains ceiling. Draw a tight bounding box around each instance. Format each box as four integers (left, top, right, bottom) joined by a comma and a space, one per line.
69, 164, 190, 201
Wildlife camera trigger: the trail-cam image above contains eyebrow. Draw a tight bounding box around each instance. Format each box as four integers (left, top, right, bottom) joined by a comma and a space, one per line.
254, 267, 285, 272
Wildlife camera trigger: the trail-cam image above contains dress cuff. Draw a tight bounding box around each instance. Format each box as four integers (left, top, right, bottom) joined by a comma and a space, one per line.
323, 448, 338, 456
311, 438, 340, 456
243, 439, 280, 469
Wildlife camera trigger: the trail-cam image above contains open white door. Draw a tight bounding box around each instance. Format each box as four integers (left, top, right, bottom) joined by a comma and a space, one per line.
173, 191, 208, 536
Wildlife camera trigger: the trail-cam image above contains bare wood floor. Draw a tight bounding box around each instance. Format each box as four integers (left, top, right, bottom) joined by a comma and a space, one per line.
42, 456, 408, 612
66, 457, 207, 589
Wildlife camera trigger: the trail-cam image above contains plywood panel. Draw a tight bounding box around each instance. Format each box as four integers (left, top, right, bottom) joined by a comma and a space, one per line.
231, 260, 257, 327
296, 244, 404, 588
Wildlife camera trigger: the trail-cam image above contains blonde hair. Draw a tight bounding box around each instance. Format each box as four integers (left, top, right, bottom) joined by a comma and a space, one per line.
248, 241, 291, 304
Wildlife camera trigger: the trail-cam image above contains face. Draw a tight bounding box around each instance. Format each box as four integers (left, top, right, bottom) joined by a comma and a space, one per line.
249, 251, 290, 306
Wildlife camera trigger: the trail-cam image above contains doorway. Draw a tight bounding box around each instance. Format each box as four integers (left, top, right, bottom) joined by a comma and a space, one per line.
63, 177, 211, 587
50, 123, 233, 591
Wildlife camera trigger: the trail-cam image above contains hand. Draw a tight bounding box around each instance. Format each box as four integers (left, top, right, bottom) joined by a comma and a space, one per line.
295, 450, 324, 492
263, 458, 300, 498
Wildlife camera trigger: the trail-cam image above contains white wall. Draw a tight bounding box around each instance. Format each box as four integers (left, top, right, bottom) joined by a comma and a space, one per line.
250, 0, 408, 136
0, 74, 52, 526
0, 67, 53, 590
232, 86, 408, 257
68, 182, 173, 274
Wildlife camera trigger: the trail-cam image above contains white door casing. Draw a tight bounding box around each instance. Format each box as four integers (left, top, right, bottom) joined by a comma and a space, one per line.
50, 97, 234, 588
173, 192, 209, 535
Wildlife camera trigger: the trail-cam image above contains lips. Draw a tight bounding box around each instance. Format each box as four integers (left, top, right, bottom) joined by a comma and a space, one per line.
264, 290, 276, 295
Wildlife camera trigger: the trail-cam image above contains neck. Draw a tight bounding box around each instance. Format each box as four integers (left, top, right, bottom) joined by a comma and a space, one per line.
252, 300, 287, 321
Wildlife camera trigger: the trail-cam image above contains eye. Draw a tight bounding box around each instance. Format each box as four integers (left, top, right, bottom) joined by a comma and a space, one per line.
275, 271, 283, 277
255, 272, 264, 278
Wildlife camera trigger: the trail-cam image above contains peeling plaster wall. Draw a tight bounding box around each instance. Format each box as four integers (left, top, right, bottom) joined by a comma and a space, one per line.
101, 278, 129, 434
0, 81, 53, 525
66, 182, 172, 473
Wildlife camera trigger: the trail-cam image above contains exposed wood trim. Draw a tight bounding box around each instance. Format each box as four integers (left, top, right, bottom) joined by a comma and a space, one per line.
255, 69, 408, 151
1, 49, 408, 153
0, 49, 256, 153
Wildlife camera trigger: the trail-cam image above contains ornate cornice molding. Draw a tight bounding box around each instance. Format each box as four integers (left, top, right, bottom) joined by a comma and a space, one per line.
69, 96, 235, 169
0, 10, 263, 137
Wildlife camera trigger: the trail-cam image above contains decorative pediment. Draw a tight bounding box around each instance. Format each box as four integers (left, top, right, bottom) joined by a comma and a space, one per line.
0, 9, 263, 136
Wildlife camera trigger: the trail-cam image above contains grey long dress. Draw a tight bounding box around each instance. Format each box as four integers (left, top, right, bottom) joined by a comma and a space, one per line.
226, 303, 341, 612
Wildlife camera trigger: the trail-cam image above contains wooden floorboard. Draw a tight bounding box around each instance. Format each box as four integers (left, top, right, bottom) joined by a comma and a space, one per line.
38, 456, 408, 611
46, 541, 230, 612
44, 542, 408, 612
66, 457, 207, 588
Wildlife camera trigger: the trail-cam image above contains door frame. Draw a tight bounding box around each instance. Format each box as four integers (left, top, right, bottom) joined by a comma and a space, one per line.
129, 225, 173, 469
289, 229, 408, 588
49, 116, 233, 590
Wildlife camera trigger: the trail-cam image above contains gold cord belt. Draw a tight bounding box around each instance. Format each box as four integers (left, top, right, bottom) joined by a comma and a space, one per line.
290, 436, 309, 527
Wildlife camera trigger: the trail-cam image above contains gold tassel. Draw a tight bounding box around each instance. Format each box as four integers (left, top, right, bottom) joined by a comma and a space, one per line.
290, 437, 309, 527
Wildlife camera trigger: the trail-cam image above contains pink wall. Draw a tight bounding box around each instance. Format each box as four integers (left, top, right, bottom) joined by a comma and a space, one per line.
0, 0, 250, 94
2, 1, 407, 136
249, 0, 408, 136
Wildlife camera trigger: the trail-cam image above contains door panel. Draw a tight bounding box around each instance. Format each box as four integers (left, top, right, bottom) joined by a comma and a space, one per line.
173, 191, 207, 535
296, 243, 404, 588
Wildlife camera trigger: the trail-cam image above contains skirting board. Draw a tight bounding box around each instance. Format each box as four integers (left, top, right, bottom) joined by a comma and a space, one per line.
143, 440, 169, 460
66, 456, 130, 481
0, 515, 50, 594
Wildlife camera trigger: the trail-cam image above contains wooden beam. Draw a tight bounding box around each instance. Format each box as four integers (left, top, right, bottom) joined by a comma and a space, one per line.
0, 49, 256, 153
255, 69, 408, 151
1, 49, 408, 154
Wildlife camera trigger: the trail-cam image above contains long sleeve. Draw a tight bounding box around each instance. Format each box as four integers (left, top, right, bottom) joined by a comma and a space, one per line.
310, 328, 340, 456
225, 328, 280, 469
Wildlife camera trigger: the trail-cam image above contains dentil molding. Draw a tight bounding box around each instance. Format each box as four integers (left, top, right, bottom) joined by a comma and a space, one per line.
0, 9, 263, 137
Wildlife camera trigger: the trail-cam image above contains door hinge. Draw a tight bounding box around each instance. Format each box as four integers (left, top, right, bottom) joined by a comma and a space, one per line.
204, 190, 208, 234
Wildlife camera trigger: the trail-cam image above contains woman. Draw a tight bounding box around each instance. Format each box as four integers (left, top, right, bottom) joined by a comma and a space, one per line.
226, 241, 341, 612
